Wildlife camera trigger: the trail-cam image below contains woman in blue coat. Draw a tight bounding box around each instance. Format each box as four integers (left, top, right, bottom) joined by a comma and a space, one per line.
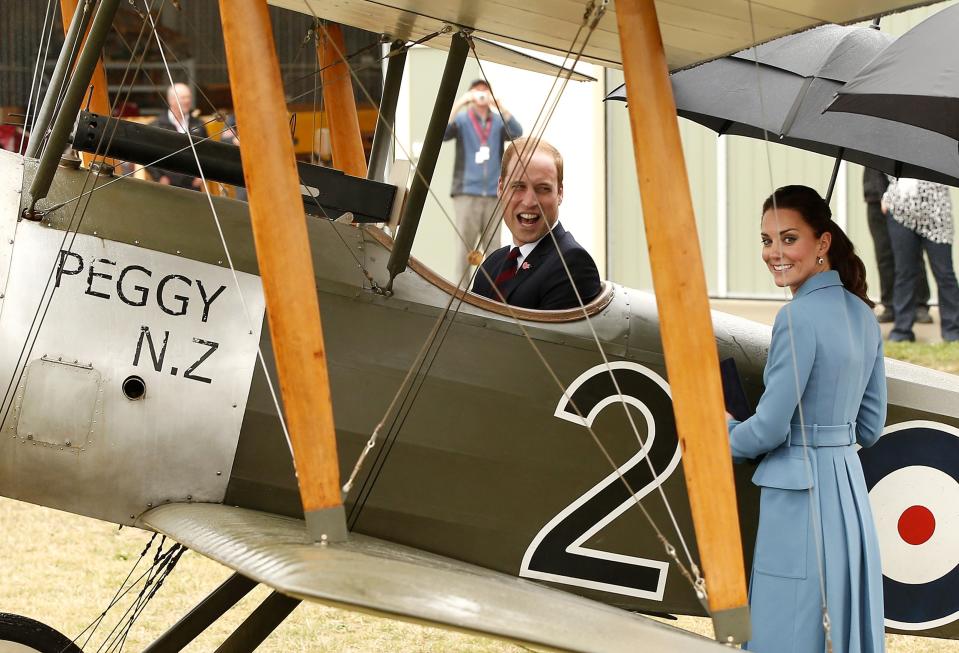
728, 186, 886, 653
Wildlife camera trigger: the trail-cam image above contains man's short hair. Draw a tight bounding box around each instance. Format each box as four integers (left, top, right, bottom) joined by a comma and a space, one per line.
468, 79, 490, 91
500, 137, 564, 187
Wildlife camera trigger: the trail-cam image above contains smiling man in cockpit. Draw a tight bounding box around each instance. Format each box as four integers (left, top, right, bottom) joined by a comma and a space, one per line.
471, 137, 601, 310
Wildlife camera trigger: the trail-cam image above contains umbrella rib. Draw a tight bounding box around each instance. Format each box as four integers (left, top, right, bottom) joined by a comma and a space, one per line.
779, 75, 813, 137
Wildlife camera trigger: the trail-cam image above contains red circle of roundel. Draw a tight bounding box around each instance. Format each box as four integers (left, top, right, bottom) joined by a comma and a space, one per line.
898, 505, 936, 546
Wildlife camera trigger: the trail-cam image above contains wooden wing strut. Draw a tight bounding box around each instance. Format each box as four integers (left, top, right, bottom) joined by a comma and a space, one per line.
220, 0, 346, 542
317, 22, 368, 177
615, 0, 750, 643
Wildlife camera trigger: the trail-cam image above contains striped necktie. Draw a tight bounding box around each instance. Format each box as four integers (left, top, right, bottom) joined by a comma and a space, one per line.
494, 247, 521, 289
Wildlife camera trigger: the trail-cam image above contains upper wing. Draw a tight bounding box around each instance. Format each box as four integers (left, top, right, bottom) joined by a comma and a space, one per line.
269, 0, 942, 71
427, 33, 598, 82
141, 502, 726, 653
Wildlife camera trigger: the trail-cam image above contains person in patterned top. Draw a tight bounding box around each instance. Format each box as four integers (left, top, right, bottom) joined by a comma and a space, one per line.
882, 178, 959, 342
862, 168, 931, 324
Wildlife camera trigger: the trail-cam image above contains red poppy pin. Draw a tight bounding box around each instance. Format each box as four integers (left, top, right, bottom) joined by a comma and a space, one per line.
521, 261, 531, 270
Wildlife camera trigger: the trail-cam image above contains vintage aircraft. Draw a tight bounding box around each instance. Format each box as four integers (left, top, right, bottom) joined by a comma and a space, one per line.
1, 0, 959, 651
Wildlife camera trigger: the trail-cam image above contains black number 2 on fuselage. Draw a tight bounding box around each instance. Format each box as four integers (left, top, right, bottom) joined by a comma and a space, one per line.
519, 361, 681, 600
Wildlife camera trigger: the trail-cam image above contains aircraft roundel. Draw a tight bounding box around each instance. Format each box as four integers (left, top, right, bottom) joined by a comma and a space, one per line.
858, 420, 959, 631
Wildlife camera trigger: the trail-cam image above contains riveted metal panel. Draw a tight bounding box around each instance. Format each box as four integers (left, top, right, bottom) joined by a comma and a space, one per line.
11, 357, 103, 450
0, 222, 265, 525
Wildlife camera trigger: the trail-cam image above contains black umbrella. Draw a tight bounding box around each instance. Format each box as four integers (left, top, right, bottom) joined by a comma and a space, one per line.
826, 4, 959, 141
607, 24, 959, 191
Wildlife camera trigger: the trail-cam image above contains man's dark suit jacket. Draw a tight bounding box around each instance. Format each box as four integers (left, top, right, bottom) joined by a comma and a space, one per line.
147, 113, 207, 189
471, 223, 602, 310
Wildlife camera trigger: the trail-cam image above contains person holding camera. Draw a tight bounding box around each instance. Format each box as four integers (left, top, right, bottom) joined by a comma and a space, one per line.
444, 79, 522, 283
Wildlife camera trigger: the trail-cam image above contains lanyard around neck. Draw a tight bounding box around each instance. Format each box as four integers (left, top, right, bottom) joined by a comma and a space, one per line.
467, 108, 492, 145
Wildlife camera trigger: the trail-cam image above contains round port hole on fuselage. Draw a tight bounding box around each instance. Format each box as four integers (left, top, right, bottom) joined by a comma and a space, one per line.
122, 375, 146, 400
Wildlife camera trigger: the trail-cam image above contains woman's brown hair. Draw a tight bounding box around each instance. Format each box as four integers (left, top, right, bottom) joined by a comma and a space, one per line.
762, 185, 874, 308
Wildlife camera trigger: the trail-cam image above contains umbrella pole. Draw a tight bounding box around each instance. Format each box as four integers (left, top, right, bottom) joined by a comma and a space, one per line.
220, 0, 346, 543
615, 0, 749, 644
825, 149, 844, 205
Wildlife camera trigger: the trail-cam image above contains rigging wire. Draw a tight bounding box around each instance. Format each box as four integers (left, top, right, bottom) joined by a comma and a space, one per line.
141, 2, 391, 462
35, 121, 233, 216
140, 0, 297, 457
11, 0, 718, 612
38, 5, 395, 218
746, 0, 835, 646
280, 23, 316, 101
308, 10, 599, 501
21, 0, 56, 156
102, 544, 186, 653
20, 0, 386, 464
137, 7, 384, 289
283, 30, 444, 107
2, 10, 229, 647
88, 539, 177, 652
0, 0, 168, 433
68, 536, 184, 652
310, 0, 706, 595
28, 3, 411, 466
464, 2, 702, 577
39, 0, 96, 160
70, 532, 158, 651
469, 6, 702, 583
10, 0, 707, 600
467, 2, 701, 588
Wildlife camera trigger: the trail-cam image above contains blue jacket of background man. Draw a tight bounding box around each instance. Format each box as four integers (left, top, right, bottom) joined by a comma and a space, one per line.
444, 110, 522, 197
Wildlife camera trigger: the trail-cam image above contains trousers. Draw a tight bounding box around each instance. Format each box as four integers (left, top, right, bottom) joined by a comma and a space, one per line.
887, 215, 959, 341
866, 201, 928, 309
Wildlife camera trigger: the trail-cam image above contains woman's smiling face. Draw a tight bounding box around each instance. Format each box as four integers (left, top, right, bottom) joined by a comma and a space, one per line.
760, 207, 831, 293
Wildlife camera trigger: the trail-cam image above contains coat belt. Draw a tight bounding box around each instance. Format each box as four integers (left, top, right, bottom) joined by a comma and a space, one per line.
786, 422, 856, 447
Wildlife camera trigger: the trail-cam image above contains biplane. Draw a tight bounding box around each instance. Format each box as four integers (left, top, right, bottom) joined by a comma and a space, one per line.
1, 0, 958, 651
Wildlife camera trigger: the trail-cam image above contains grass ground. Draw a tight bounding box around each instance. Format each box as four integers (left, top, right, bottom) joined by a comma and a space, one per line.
1, 343, 957, 651
885, 341, 959, 374
0, 498, 522, 652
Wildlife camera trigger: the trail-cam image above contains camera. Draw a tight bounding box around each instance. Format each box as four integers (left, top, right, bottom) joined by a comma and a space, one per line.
474, 91, 488, 102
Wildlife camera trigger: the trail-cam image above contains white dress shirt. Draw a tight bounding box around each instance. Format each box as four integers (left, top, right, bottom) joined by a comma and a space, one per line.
167, 110, 188, 134
513, 222, 562, 269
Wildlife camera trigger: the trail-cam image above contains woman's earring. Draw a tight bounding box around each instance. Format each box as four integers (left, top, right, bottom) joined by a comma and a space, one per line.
817, 256, 824, 265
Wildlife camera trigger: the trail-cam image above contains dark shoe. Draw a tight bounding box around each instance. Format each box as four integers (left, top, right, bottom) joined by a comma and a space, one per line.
916, 307, 934, 324
876, 309, 895, 323
887, 328, 916, 342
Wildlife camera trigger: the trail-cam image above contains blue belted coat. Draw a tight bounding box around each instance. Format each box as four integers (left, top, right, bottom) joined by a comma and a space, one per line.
729, 270, 886, 653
